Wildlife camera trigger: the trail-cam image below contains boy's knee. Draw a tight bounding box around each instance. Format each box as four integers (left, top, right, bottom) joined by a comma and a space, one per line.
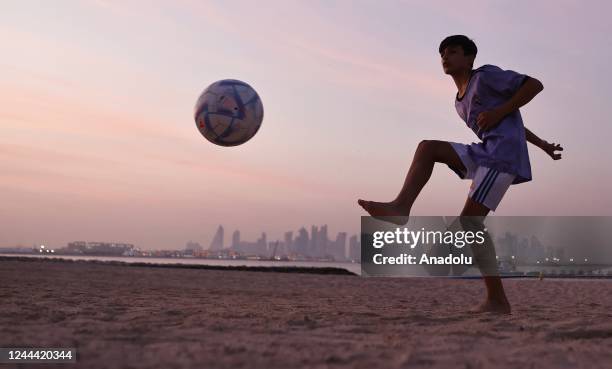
416, 140, 445, 160
416, 140, 435, 157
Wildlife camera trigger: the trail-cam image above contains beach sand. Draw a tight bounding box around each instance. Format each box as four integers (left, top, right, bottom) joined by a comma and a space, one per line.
1, 258, 611, 369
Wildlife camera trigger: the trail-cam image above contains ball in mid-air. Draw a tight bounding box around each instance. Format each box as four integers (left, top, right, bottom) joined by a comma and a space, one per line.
194, 79, 264, 146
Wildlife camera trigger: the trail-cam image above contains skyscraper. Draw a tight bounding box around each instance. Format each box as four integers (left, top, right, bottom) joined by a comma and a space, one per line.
284, 231, 293, 253
319, 225, 329, 257
209, 225, 224, 250
232, 230, 240, 249
349, 234, 361, 262
295, 227, 309, 257
310, 225, 318, 257
332, 232, 347, 261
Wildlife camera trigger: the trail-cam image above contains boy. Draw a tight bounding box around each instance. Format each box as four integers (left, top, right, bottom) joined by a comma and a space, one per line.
358, 35, 563, 313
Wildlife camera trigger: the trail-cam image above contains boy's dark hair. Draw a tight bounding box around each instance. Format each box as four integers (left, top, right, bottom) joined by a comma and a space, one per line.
438, 35, 478, 57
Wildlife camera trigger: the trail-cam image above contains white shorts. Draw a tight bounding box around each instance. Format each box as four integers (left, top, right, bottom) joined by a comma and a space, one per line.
448, 142, 516, 212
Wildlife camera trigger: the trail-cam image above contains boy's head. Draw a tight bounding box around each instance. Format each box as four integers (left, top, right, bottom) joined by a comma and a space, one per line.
439, 35, 477, 75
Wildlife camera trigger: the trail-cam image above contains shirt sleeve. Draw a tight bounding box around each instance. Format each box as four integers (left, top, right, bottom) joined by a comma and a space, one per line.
481, 67, 529, 98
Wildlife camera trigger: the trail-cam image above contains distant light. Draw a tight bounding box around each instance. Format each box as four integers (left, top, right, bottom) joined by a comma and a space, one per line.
40, 245, 45, 249
545, 258, 549, 261
585, 258, 588, 262
511, 255, 515, 259
51, 250, 55, 253
570, 258, 574, 262
536, 261, 540, 264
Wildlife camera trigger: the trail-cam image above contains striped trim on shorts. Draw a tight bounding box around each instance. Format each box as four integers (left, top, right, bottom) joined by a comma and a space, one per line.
468, 167, 515, 211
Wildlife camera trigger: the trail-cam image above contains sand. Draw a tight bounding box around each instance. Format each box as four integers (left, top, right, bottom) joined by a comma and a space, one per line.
1, 258, 612, 369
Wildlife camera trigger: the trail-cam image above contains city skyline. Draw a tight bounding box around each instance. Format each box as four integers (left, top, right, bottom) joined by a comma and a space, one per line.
3, 222, 359, 253
5, 222, 599, 266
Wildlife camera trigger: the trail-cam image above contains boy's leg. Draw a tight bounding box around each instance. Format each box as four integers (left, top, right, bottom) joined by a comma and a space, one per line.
358, 140, 467, 224
460, 197, 511, 314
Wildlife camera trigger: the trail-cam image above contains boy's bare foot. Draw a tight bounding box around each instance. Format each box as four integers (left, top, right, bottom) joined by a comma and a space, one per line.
469, 299, 511, 315
357, 199, 410, 225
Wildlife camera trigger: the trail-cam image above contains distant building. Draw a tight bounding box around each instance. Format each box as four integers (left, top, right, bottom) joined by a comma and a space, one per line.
184, 241, 203, 256
209, 225, 224, 250
185, 241, 203, 251
318, 225, 329, 257
349, 235, 361, 262
295, 227, 309, 257
232, 232, 269, 256
66, 241, 135, 256
310, 225, 318, 257
330, 232, 347, 261
284, 231, 293, 254
232, 230, 240, 249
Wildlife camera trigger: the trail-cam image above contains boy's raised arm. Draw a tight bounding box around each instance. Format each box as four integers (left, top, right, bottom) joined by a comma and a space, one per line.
477, 77, 544, 132
497, 77, 544, 116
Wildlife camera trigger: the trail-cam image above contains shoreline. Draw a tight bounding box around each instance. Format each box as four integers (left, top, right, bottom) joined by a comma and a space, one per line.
0, 255, 357, 276
2, 255, 611, 280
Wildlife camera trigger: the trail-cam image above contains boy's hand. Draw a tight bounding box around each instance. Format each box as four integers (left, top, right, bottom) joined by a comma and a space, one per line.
540, 140, 563, 160
476, 108, 504, 133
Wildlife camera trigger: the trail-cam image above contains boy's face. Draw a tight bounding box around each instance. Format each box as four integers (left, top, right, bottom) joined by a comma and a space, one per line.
440, 45, 473, 75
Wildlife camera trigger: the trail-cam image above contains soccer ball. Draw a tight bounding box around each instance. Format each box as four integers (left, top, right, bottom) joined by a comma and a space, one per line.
194, 79, 264, 146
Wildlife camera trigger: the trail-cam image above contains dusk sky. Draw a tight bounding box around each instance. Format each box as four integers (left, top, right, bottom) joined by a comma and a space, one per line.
2, 0, 611, 250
